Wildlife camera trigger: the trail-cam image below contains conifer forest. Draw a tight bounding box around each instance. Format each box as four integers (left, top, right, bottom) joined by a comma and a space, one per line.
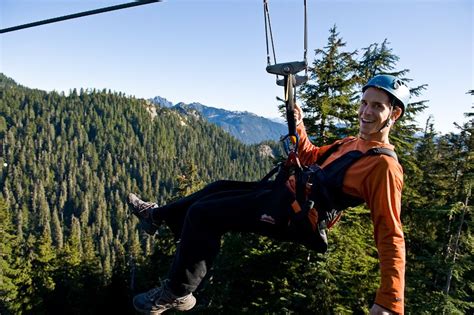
1, 28, 472, 314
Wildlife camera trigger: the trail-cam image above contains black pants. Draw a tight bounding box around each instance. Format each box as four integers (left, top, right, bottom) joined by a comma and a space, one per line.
155, 180, 294, 296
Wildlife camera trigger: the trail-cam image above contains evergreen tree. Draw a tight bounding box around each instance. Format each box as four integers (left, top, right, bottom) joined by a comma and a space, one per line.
172, 162, 205, 200
0, 197, 21, 314
27, 225, 57, 313
440, 103, 473, 314
51, 206, 64, 249
405, 98, 473, 313
299, 25, 359, 145
47, 216, 84, 313
357, 39, 404, 83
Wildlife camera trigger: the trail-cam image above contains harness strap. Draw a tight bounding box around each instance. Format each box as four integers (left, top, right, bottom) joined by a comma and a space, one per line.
290, 145, 399, 225
366, 147, 398, 161
316, 137, 356, 166
260, 163, 281, 183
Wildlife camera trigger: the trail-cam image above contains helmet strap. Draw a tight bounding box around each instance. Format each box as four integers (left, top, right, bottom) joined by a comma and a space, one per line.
378, 100, 396, 133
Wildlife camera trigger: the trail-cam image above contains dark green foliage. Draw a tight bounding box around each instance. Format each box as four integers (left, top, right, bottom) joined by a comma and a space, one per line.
0, 73, 278, 313
403, 106, 473, 314
0, 196, 22, 314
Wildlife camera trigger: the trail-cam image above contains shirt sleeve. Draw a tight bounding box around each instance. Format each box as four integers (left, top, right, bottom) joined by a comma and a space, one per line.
363, 156, 405, 314
296, 123, 322, 165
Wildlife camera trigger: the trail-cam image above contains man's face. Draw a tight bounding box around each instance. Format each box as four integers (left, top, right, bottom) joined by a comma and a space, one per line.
358, 87, 392, 141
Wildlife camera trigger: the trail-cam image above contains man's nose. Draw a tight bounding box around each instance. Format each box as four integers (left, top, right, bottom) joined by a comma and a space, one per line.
359, 105, 368, 116
361, 104, 374, 116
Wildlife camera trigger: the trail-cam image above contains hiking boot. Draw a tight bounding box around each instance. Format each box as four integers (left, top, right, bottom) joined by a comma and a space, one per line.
127, 193, 160, 235
133, 281, 196, 314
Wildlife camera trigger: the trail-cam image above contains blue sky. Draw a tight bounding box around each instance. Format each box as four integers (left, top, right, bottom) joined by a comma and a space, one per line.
1, 0, 472, 134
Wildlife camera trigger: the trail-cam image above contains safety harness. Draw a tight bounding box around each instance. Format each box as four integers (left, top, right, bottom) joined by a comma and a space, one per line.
261, 1, 399, 252
260, 138, 398, 253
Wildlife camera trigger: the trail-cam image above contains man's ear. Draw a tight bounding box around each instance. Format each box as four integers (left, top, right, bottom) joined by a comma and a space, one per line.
392, 106, 403, 122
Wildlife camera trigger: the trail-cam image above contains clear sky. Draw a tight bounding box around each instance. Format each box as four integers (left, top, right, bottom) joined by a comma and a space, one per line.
1, 0, 472, 134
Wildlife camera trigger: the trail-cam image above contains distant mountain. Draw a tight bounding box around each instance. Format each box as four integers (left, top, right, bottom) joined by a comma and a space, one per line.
150, 98, 287, 144
150, 96, 174, 108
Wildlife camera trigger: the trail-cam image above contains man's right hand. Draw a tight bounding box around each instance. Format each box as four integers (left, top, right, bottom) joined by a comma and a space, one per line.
294, 103, 304, 126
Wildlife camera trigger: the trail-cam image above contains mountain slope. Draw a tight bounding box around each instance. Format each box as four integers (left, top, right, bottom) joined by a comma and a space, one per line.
151, 97, 287, 144
0, 72, 287, 313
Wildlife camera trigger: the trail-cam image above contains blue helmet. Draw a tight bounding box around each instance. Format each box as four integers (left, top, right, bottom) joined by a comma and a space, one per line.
362, 74, 410, 116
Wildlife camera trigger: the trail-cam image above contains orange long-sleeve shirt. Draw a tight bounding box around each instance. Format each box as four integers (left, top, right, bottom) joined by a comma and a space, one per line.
296, 124, 405, 314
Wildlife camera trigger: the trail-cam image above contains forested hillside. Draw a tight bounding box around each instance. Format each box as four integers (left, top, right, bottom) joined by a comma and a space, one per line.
0, 73, 282, 314
1, 27, 472, 315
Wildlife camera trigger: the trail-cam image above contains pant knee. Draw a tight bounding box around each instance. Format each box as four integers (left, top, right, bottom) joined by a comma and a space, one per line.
185, 202, 209, 227
205, 180, 230, 192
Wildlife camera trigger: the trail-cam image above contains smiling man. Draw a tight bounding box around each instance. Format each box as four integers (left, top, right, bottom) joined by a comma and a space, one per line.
295, 74, 409, 314
359, 77, 404, 142
128, 74, 410, 315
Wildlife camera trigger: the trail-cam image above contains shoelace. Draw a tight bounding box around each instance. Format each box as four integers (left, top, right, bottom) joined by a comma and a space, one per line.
145, 287, 163, 301
137, 201, 157, 214
130, 195, 157, 215
145, 282, 181, 306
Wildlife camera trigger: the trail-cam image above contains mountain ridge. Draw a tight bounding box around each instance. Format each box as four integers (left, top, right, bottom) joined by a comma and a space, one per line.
150, 97, 287, 144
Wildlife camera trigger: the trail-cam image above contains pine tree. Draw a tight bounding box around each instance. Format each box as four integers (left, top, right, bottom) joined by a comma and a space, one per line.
51, 206, 64, 249
405, 100, 473, 313
440, 103, 473, 314
172, 162, 205, 200
357, 39, 403, 83
28, 225, 57, 313
0, 197, 21, 313
299, 25, 359, 145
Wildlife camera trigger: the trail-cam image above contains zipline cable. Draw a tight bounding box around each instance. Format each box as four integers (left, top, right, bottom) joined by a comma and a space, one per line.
263, 0, 308, 71
263, 0, 309, 152
303, 0, 308, 75
0, 0, 162, 34
263, 0, 277, 67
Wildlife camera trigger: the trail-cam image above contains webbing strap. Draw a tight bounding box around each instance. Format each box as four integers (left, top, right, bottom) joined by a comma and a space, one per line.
260, 141, 398, 185
316, 138, 356, 166
365, 147, 398, 161
260, 163, 281, 183
317, 138, 398, 167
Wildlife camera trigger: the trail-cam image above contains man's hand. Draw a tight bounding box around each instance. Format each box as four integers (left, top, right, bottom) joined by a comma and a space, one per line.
370, 304, 394, 315
294, 103, 304, 126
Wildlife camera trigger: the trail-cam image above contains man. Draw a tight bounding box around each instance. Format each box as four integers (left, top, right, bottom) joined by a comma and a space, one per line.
128, 74, 409, 314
